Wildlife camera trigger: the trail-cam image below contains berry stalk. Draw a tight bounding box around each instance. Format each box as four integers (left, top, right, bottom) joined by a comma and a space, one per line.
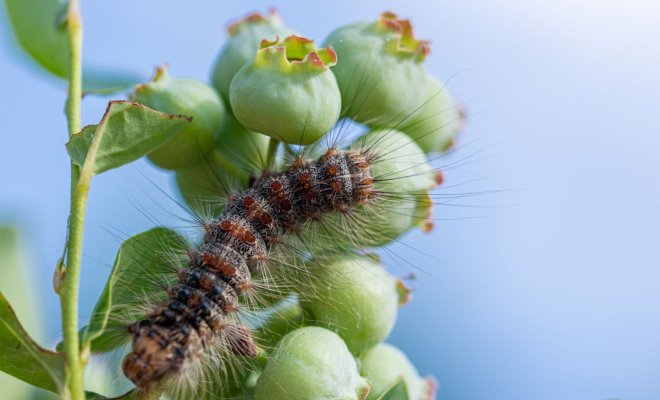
265, 138, 280, 170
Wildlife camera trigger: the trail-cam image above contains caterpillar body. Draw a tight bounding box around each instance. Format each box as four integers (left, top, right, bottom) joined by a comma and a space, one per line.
122, 147, 380, 388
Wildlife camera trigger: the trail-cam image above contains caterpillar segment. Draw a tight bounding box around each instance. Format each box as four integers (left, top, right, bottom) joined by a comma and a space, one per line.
122, 149, 375, 388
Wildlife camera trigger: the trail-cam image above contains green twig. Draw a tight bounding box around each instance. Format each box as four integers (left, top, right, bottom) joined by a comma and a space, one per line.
65, 1, 82, 138
265, 138, 280, 170
59, 0, 86, 399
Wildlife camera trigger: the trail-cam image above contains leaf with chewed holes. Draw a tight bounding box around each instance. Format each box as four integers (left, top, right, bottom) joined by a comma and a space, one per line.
82, 228, 188, 353
0, 292, 65, 393
66, 100, 191, 175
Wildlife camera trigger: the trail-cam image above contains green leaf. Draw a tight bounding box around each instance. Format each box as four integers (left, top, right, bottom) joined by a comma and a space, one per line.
85, 389, 140, 400
0, 227, 41, 336
85, 392, 107, 400
66, 100, 192, 175
4, 0, 70, 78
377, 379, 410, 400
83, 228, 188, 353
2, 3, 145, 92
0, 292, 65, 393
31, 390, 59, 399
0, 227, 58, 398
254, 302, 306, 348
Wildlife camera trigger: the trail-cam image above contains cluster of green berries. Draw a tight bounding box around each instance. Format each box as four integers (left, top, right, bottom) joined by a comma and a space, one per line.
131, 10, 462, 175
129, 9, 461, 399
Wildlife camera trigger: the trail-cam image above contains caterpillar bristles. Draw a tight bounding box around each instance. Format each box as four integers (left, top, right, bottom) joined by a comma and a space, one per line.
115, 144, 384, 391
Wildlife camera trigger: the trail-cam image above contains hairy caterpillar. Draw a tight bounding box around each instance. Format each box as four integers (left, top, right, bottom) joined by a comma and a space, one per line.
122, 146, 376, 386
118, 124, 451, 391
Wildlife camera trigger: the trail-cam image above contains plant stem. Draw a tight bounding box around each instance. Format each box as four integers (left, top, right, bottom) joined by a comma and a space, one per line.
65, 3, 82, 137
60, 1, 86, 399
265, 138, 280, 170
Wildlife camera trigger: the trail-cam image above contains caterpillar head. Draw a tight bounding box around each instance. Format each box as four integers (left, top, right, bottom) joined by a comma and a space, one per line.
122, 321, 201, 389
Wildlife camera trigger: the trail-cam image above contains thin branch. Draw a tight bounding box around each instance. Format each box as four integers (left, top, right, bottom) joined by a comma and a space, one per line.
59, 0, 86, 399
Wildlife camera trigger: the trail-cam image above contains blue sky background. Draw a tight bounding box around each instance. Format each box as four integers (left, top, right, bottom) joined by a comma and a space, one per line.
1, 1, 659, 399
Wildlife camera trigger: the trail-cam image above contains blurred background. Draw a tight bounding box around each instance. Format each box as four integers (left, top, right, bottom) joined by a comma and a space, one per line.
1, 0, 659, 399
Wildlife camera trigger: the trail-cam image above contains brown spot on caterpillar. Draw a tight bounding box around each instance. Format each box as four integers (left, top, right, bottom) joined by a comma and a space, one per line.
236, 280, 254, 292
270, 181, 283, 191
198, 274, 215, 290
243, 230, 256, 244
321, 147, 339, 161
220, 220, 232, 231
251, 253, 270, 264
202, 252, 237, 276
279, 198, 292, 211
299, 173, 311, 188
260, 211, 273, 225
332, 181, 342, 192
242, 196, 256, 208
357, 189, 375, 204
292, 157, 305, 168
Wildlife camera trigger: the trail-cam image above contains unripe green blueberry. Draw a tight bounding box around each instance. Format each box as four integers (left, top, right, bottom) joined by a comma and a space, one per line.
230, 35, 341, 145
175, 114, 269, 215
299, 253, 401, 356
353, 129, 437, 194
297, 190, 430, 252
324, 12, 429, 126
398, 75, 464, 153
255, 327, 370, 400
211, 10, 294, 109
296, 129, 437, 250
131, 66, 226, 170
254, 302, 305, 348
174, 150, 243, 216
361, 343, 437, 400
215, 113, 271, 175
